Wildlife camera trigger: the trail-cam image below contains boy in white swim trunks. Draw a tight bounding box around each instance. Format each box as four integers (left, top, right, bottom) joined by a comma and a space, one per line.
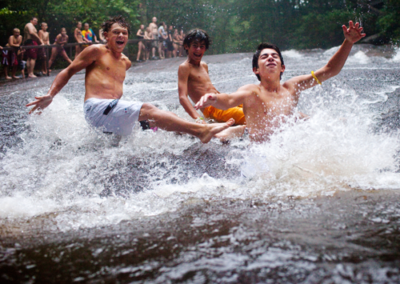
26, 16, 234, 143
195, 21, 366, 143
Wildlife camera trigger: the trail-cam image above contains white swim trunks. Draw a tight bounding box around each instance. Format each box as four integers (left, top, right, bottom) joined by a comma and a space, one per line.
84, 98, 143, 136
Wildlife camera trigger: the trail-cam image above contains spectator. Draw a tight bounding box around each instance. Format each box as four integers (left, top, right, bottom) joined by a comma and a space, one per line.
166, 25, 174, 58
74, 22, 89, 58
158, 22, 168, 60
179, 29, 185, 57
144, 27, 152, 61
99, 28, 106, 43
48, 28, 72, 70
17, 48, 26, 78
24, 16, 43, 78
173, 29, 180, 57
82, 23, 98, 43
2, 44, 11, 79
136, 24, 146, 62
38, 22, 49, 75
8, 28, 22, 79
149, 17, 158, 59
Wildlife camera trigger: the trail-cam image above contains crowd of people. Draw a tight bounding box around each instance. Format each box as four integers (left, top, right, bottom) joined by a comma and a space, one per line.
1, 17, 106, 80
1, 15, 188, 81
136, 17, 186, 62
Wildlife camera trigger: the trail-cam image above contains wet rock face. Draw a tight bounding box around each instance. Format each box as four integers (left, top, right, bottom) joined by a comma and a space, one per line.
0, 46, 400, 282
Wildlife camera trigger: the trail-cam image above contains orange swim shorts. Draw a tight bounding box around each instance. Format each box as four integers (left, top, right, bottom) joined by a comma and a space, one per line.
202, 105, 245, 125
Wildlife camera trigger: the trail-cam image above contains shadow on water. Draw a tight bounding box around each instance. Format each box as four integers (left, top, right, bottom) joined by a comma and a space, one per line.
1, 46, 400, 283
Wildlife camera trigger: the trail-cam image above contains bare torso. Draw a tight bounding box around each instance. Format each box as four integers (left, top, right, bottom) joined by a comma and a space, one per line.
149, 23, 158, 38
10, 35, 22, 46
74, 28, 84, 43
242, 83, 299, 142
24, 23, 37, 41
84, 45, 130, 101
38, 30, 49, 45
55, 34, 68, 45
182, 60, 218, 110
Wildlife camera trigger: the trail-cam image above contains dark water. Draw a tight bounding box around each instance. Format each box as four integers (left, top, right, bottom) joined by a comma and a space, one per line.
1, 45, 400, 283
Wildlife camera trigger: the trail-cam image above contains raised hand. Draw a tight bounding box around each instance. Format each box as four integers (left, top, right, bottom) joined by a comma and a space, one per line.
342, 21, 366, 44
26, 95, 53, 114
195, 93, 217, 110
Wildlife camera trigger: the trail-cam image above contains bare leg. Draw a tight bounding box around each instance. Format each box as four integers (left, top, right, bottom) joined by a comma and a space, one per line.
75, 45, 81, 59
27, 58, 36, 78
60, 50, 72, 64
4, 66, 11, 79
41, 55, 47, 75
136, 42, 142, 61
11, 65, 18, 79
48, 47, 58, 69
214, 125, 246, 143
138, 103, 235, 143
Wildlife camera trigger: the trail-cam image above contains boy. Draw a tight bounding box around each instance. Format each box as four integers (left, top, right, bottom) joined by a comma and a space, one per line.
26, 16, 233, 144
178, 29, 245, 125
8, 28, 22, 79
38, 22, 49, 75
195, 21, 366, 143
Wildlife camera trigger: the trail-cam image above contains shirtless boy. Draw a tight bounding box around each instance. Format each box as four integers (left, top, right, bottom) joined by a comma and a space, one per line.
26, 16, 233, 144
38, 22, 49, 75
195, 21, 366, 143
24, 17, 43, 78
74, 22, 89, 58
48, 28, 72, 69
178, 29, 245, 126
8, 28, 23, 79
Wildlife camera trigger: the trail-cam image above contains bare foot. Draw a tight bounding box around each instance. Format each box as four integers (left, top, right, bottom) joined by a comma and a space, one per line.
199, 118, 235, 143
12, 76, 19, 80
28, 74, 37, 78
214, 125, 246, 143
6, 76, 12, 80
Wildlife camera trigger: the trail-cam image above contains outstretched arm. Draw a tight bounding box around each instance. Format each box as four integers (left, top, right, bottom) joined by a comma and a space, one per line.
195, 85, 253, 111
178, 65, 204, 122
285, 21, 366, 93
26, 45, 101, 114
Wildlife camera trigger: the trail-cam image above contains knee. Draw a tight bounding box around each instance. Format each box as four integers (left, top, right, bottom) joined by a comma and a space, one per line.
140, 103, 158, 119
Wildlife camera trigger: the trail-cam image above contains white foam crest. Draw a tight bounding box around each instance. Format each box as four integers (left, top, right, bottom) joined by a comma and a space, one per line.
392, 47, 400, 62
348, 51, 370, 64
282, 50, 304, 59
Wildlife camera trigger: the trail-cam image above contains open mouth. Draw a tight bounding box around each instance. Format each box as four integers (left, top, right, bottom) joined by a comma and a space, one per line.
116, 40, 125, 45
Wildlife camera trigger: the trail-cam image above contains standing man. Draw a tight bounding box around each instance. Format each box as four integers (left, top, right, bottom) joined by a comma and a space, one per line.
74, 22, 89, 58
38, 22, 49, 75
158, 22, 168, 60
26, 16, 233, 143
8, 28, 23, 79
82, 23, 98, 43
24, 17, 43, 78
149, 17, 158, 59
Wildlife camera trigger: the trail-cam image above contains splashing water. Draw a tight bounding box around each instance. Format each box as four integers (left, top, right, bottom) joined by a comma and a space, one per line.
1, 46, 400, 283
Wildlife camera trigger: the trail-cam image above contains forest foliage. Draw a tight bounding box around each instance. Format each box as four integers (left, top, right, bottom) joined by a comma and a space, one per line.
0, 0, 399, 54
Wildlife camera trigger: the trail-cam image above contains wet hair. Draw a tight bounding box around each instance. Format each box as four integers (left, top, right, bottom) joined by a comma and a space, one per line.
183, 29, 211, 54
252, 43, 285, 81
101, 15, 130, 34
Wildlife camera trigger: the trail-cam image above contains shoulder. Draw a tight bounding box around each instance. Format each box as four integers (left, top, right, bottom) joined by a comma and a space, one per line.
238, 84, 259, 94
178, 61, 190, 73
121, 53, 131, 68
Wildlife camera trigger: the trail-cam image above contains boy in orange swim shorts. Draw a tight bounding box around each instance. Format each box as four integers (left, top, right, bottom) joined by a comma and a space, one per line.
178, 29, 245, 126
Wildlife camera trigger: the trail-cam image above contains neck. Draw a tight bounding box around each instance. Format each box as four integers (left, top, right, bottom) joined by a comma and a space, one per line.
260, 76, 281, 92
107, 45, 123, 59
188, 57, 201, 66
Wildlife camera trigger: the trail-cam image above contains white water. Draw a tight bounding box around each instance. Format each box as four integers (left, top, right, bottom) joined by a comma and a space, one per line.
0, 47, 400, 232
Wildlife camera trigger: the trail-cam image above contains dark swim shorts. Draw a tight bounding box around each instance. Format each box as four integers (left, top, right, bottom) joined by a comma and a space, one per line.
24, 40, 38, 59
